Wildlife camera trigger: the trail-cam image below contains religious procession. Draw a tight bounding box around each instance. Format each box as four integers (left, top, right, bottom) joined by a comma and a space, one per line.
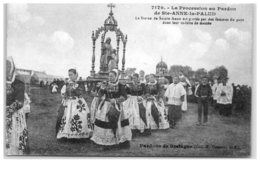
5, 4, 252, 157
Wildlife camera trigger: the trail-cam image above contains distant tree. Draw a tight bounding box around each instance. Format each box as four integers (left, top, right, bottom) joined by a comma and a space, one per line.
124, 68, 136, 77
194, 68, 207, 81
208, 66, 228, 81
168, 65, 182, 76
168, 64, 228, 82
169, 65, 193, 78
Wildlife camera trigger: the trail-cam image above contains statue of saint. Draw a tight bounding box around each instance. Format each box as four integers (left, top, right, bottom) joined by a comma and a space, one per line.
108, 49, 117, 72
100, 37, 113, 72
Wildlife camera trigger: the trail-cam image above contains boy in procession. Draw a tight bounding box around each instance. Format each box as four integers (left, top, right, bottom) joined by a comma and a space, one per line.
195, 76, 212, 126
164, 75, 186, 129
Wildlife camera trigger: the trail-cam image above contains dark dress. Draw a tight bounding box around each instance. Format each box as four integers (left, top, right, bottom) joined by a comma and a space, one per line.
91, 82, 132, 146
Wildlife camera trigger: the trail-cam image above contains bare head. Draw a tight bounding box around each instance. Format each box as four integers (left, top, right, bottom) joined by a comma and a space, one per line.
68, 69, 78, 82
145, 75, 150, 83
201, 76, 208, 85
132, 73, 139, 83
172, 75, 180, 84
139, 70, 145, 77
149, 74, 156, 83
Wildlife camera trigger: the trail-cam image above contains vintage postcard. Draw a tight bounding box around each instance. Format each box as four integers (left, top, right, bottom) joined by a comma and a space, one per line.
5, 3, 254, 157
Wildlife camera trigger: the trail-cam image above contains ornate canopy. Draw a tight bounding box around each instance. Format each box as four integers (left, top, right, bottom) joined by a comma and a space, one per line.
104, 5, 118, 31
90, 3, 127, 77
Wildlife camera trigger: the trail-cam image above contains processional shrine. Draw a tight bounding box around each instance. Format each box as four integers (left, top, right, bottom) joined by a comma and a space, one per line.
86, 4, 128, 90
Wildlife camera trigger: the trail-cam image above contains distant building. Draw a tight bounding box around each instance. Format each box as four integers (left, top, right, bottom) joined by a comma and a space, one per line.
31, 71, 64, 85
16, 69, 32, 85
156, 57, 168, 76
16, 68, 64, 86
155, 57, 172, 84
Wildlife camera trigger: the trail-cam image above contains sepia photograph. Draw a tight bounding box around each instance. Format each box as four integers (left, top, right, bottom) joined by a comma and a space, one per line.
4, 3, 254, 157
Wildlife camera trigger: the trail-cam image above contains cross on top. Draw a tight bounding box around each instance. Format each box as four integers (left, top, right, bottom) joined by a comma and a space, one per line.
107, 3, 115, 12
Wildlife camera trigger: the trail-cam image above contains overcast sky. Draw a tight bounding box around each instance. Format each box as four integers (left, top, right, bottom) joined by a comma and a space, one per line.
6, 4, 254, 85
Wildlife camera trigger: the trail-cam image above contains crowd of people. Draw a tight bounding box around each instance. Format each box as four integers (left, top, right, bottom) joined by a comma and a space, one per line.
6, 59, 252, 154
54, 68, 242, 151
189, 76, 252, 117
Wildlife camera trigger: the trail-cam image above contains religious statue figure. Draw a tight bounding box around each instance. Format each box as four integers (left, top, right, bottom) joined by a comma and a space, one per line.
100, 37, 113, 72
108, 49, 117, 72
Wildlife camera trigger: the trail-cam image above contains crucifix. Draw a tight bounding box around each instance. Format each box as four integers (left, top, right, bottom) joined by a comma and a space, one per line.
107, 3, 115, 12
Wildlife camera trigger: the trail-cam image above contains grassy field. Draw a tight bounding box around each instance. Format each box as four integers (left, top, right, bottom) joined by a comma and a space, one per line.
26, 87, 251, 157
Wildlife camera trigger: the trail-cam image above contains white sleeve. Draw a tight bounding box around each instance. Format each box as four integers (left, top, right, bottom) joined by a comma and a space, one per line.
215, 85, 222, 100
164, 85, 170, 98
227, 85, 233, 101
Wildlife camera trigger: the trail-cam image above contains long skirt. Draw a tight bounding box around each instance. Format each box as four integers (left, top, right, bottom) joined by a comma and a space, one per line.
146, 97, 169, 130
168, 105, 182, 126
90, 97, 101, 124
91, 100, 132, 146
56, 97, 92, 139
219, 103, 232, 116
6, 108, 29, 155
126, 96, 148, 133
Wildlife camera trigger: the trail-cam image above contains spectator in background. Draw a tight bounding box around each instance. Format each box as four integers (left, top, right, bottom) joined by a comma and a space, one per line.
231, 83, 236, 109
56, 79, 60, 89
144, 74, 150, 84
233, 85, 245, 111
211, 77, 219, 109
51, 83, 58, 94
23, 83, 31, 120
40, 80, 44, 87
188, 80, 199, 103
139, 70, 146, 84
195, 76, 212, 126
23, 92, 31, 120
216, 77, 233, 116
45, 81, 49, 89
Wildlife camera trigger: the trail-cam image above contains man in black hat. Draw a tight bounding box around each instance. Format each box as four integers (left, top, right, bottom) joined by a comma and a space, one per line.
195, 76, 212, 126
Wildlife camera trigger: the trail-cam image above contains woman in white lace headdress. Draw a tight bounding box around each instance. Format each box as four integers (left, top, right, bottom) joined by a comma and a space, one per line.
125, 73, 148, 135
56, 68, 92, 139
145, 74, 169, 130
91, 69, 132, 150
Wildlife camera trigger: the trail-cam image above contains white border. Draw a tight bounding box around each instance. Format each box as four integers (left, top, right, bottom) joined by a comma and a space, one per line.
0, 0, 259, 184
